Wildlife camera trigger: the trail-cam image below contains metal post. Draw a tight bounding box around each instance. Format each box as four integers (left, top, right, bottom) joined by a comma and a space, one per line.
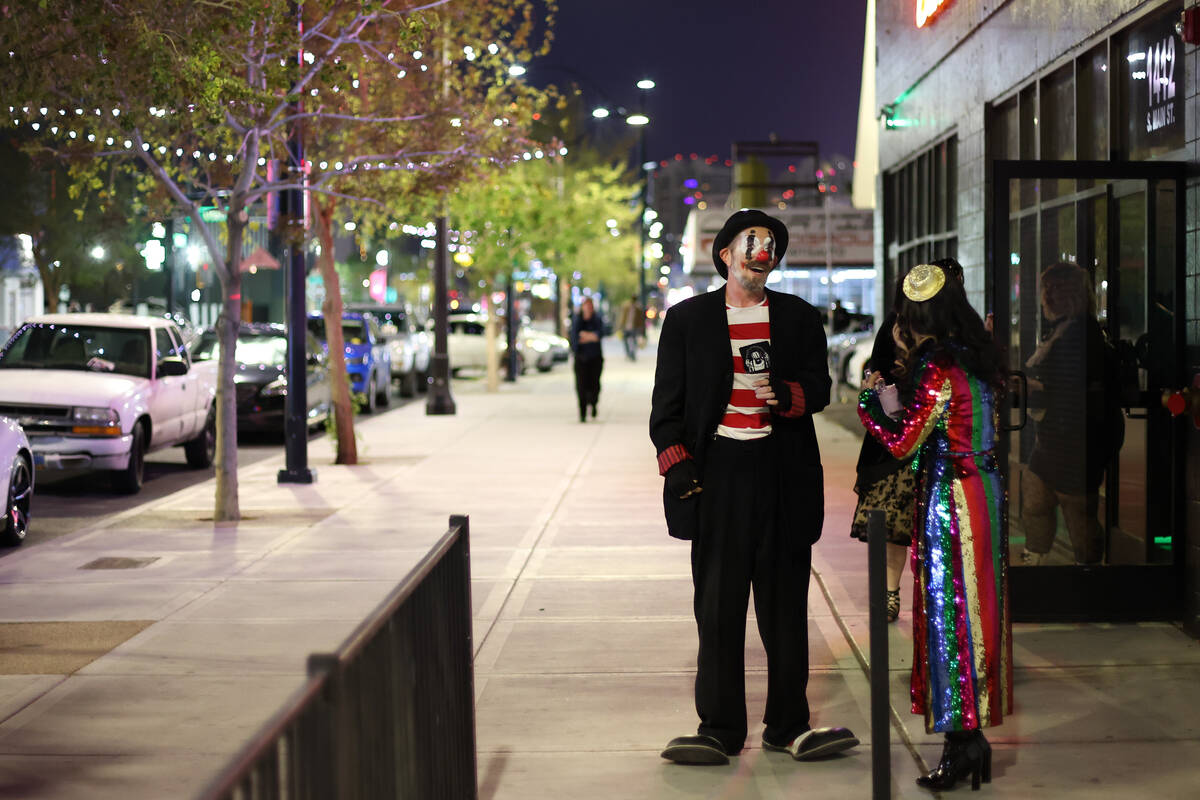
278, 1, 314, 484
505, 272, 518, 382
867, 509, 890, 799
824, 193, 835, 331
164, 218, 175, 317
426, 213, 456, 414
638, 125, 648, 312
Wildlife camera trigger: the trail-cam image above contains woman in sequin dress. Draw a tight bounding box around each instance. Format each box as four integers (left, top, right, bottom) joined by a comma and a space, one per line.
858, 262, 1012, 792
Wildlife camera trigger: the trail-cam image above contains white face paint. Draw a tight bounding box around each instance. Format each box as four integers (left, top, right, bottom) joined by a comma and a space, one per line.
722, 226, 775, 292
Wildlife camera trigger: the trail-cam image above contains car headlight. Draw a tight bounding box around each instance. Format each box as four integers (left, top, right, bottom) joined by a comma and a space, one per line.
260, 378, 288, 397
529, 339, 550, 353
73, 406, 119, 425
71, 406, 121, 436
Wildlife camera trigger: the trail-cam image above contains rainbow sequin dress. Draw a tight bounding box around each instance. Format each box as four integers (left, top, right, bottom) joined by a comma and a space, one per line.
858, 347, 1012, 733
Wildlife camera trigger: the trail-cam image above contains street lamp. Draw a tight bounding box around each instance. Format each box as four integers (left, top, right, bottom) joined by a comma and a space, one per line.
90, 245, 106, 260
631, 78, 654, 312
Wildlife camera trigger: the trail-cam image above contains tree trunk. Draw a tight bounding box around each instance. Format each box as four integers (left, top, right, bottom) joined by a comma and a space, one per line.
213, 217, 244, 522
316, 199, 357, 465
32, 240, 62, 313
485, 312, 500, 392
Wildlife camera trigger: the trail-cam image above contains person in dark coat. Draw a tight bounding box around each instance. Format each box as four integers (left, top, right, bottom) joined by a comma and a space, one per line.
850, 258, 964, 623
650, 209, 857, 766
569, 297, 604, 422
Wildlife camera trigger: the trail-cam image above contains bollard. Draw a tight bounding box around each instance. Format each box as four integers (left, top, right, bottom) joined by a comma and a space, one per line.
867, 508, 890, 799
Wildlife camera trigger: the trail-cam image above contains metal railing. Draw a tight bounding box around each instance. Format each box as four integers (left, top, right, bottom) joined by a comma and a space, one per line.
199, 514, 477, 800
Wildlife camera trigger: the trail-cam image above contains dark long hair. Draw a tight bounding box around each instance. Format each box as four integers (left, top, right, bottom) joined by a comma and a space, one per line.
893, 258, 1006, 388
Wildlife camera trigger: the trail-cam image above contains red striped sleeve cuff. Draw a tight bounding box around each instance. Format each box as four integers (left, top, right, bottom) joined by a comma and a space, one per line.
776, 381, 807, 418
657, 444, 692, 475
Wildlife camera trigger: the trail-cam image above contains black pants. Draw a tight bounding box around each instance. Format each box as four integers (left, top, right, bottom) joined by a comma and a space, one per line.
691, 436, 812, 753
573, 356, 603, 416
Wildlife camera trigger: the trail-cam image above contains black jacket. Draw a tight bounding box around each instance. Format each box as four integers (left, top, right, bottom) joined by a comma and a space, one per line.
649, 287, 831, 542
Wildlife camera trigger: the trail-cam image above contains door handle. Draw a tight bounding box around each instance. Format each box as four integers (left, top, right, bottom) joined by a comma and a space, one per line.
1001, 370, 1028, 432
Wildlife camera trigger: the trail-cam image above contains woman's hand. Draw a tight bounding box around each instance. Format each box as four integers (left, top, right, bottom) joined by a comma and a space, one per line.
861, 370, 883, 392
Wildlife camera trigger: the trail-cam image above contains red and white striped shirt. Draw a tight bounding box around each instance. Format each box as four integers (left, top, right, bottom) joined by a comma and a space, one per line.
718, 298, 772, 440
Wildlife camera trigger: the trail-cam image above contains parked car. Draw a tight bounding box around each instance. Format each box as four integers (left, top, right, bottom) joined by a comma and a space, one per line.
446, 313, 524, 375
0, 416, 33, 546
0, 313, 217, 493
306, 311, 392, 413
519, 326, 568, 372
345, 303, 431, 397
190, 323, 331, 434
827, 327, 875, 386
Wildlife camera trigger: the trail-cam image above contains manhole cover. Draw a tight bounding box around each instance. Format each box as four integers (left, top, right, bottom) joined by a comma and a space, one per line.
79, 556, 160, 570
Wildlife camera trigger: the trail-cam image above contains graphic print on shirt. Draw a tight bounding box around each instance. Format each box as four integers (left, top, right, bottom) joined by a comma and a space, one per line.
740, 342, 771, 374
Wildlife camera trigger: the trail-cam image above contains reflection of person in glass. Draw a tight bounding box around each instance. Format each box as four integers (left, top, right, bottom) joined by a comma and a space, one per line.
858, 263, 1011, 792
1020, 262, 1124, 566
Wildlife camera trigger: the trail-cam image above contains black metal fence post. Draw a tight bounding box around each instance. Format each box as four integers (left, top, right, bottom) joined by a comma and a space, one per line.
868, 508, 891, 799
199, 516, 476, 800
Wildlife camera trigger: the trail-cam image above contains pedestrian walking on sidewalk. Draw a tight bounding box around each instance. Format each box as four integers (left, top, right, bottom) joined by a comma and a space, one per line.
650, 209, 858, 766
617, 293, 644, 361
570, 297, 604, 422
858, 262, 1012, 792
850, 259, 965, 624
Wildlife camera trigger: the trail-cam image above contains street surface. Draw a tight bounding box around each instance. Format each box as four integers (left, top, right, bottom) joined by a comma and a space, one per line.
12, 395, 420, 552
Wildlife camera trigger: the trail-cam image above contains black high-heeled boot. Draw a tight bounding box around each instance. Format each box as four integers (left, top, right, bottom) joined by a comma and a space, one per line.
916, 730, 991, 792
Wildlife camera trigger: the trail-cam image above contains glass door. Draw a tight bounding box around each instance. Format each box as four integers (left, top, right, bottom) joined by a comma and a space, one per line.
992, 160, 1186, 622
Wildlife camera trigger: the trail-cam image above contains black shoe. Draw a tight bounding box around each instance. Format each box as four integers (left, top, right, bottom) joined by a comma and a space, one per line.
886, 588, 901, 623
763, 726, 859, 761
590, 403, 597, 418
916, 731, 991, 791
660, 734, 729, 765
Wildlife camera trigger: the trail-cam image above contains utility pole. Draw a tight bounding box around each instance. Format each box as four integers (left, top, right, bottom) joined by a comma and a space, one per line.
637, 107, 648, 312
426, 25, 456, 415
278, 0, 314, 484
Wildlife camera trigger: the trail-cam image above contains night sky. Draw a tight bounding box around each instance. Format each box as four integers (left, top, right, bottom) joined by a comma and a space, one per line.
533, 0, 869, 164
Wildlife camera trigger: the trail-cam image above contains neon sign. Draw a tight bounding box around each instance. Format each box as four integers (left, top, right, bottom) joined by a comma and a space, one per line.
916, 0, 952, 28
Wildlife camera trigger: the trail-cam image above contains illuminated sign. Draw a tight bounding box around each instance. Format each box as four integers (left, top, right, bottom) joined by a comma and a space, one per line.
916, 0, 952, 28
1125, 9, 1184, 159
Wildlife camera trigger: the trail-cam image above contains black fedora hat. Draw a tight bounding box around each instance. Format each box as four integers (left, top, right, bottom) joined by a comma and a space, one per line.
711, 209, 789, 279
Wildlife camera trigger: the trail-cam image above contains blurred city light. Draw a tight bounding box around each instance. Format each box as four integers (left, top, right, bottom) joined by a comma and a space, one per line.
637, 79, 656, 90
626, 114, 649, 126
89, 245, 105, 260
508, 64, 526, 77
591, 107, 610, 119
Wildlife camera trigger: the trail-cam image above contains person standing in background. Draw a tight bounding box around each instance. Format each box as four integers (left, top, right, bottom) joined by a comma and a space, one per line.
618, 293, 644, 361
570, 297, 604, 422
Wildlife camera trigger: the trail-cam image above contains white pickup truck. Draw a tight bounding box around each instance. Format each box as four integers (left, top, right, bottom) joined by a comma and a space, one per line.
0, 313, 217, 493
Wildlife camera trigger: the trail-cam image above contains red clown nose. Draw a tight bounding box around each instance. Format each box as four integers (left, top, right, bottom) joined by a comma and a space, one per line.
754, 249, 772, 263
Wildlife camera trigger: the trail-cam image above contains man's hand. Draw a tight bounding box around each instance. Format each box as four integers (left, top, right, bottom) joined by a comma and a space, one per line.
578, 330, 599, 343
752, 378, 778, 406
665, 460, 703, 499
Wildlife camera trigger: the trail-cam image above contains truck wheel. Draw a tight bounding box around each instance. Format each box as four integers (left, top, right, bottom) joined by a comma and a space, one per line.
364, 376, 377, 414
2, 454, 32, 547
377, 371, 391, 407
399, 370, 417, 398
184, 407, 216, 469
112, 423, 146, 494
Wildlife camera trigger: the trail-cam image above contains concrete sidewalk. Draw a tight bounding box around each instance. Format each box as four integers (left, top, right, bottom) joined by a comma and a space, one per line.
1, 338, 1198, 799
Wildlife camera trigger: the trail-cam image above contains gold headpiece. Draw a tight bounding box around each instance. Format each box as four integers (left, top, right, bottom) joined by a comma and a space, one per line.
903, 264, 946, 302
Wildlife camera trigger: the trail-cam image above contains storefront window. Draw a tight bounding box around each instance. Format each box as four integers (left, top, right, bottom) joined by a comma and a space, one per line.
883, 136, 958, 297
